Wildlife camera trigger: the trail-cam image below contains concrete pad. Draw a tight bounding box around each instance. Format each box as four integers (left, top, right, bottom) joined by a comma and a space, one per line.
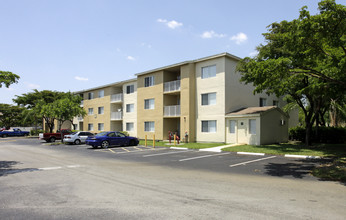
199, 144, 240, 152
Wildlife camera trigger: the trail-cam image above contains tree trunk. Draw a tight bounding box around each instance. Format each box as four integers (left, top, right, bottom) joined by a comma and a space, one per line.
305, 122, 313, 146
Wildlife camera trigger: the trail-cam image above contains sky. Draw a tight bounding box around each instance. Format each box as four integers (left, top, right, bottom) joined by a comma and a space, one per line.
1, 0, 344, 104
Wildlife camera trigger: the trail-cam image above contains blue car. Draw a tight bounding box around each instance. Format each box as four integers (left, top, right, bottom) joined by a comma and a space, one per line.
0, 128, 30, 138
85, 131, 139, 149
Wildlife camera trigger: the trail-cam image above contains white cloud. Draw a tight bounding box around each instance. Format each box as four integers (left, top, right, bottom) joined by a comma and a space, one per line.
25, 82, 40, 89
141, 43, 152, 49
249, 51, 259, 57
127, 56, 135, 61
75, 76, 89, 81
157, 18, 183, 29
230, 32, 248, 45
201, 30, 226, 39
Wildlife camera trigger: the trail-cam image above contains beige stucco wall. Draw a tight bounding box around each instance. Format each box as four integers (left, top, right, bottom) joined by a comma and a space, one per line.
122, 81, 137, 137
260, 110, 289, 144
137, 71, 164, 140
195, 57, 226, 143
226, 116, 261, 145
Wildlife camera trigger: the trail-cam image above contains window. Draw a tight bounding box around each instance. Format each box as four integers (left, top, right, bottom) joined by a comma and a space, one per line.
88, 92, 94, 100
126, 104, 134, 113
126, 122, 134, 131
201, 93, 216, 106
88, 108, 93, 115
273, 100, 279, 106
260, 98, 267, 107
98, 123, 104, 131
98, 90, 104, 98
98, 107, 104, 114
144, 76, 154, 87
229, 120, 236, 134
144, 121, 155, 132
144, 99, 155, 109
88, 123, 94, 131
201, 120, 217, 133
126, 85, 135, 94
249, 119, 256, 134
201, 65, 216, 79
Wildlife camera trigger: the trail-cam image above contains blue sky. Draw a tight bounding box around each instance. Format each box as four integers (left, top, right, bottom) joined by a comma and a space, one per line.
1, 0, 343, 104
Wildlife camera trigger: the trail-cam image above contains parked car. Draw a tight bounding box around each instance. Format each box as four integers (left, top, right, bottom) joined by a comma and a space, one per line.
0, 128, 29, 138
63, 131, 94, 145
39, 129, 72, 142
85, 131, 139, 149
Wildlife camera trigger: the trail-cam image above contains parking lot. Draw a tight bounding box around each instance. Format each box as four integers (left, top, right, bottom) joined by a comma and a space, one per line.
1, 137, 345, 220
37, 138, 321, 181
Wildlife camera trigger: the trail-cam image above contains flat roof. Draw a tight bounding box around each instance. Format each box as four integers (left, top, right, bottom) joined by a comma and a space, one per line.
73, 78, 136, 94
135, 52, 241, 76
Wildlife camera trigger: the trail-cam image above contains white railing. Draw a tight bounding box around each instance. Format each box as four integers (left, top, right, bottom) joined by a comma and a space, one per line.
77, 116, 83, 121
164, 80, 180, 93
111, 93, 123, 102
164, 105, 180, 117
80, 100, 84, 106
111, 111, 123, 120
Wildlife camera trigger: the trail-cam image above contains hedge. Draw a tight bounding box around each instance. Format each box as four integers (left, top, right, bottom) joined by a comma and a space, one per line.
289, 126, 346, 144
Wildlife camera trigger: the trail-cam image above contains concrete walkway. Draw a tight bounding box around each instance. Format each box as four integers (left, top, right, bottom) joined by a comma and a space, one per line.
199, 144, 241, 152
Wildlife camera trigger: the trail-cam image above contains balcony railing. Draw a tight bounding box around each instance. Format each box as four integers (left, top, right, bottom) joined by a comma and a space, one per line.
164, 105, 180, 117
77, 116, 83, 121
111, 93, 123, 103
80, 100, 84, 106
111, 111, 123, 120
164, 80, 180, 93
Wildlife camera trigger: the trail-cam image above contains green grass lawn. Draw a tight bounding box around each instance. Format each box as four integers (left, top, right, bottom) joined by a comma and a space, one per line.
139, 140, 224, 149
222, 142, 346, 157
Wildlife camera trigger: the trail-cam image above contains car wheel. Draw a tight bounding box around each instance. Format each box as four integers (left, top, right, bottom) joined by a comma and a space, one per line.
101, 141, 109, 149
3, 134, 7, 138
74, 139, 81, 145
92, 146, 98, 149
49, 137, 56, 142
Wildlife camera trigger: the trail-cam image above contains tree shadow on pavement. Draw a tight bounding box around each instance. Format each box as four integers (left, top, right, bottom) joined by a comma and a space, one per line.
264, 159, 331, 179
0, 161, 38, 177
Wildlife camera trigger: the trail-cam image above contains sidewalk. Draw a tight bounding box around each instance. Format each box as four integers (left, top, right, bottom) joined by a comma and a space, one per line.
199, 144, 241, 152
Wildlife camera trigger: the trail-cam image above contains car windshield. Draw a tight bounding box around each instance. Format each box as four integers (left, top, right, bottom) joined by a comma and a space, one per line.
95, 132, 108, 137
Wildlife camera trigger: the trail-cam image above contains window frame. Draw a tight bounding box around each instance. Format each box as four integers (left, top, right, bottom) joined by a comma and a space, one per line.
88, 108, 94, 115
229, 120, 236, 134
260, 98, 267, 107
126, 122, 134, 131
98, 106, 104, 115
201, 65, 217, 79
126, 85, 135, 94
88, 123, 94, 131
98, 90, 104, 98
98, 123, 104, 131
126, 104, 135, 113
249, 119, 256, 135
144, 99, 155, 110
144, 76, 155, 87
201, 120, 217, 133
88, 92, 94, 100
201, 92, 216, 106
144, 121, 155, 132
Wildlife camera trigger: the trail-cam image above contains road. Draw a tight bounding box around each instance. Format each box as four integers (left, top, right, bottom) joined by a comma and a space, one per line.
0, 138, 345, 219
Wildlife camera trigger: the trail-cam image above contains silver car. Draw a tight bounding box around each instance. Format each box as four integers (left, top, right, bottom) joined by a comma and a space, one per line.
63, 131, 94, 145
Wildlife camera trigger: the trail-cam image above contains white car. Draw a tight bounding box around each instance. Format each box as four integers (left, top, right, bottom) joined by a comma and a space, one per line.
63, 131, 94, 145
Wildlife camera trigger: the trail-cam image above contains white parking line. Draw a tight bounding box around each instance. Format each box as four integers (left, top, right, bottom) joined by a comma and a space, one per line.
38, 166, 62, 171
229, 156, 277, 168
143, 150, 192, 157
179, 152, 231, 162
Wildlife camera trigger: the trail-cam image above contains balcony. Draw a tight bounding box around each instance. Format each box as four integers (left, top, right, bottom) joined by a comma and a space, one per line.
111, 93, 123, 103
111, 111, 123, 120
164, 80, 180, 93
77, 116, 83, 122
80, 100, 84, 107
164, 105, 180, 117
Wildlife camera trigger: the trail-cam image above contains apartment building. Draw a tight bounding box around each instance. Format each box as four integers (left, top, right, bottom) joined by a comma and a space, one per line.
73, 52, 298, 145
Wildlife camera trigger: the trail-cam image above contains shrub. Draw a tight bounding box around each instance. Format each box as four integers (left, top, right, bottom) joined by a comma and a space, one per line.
30, 129, 43, 136
289, 126, 346, 144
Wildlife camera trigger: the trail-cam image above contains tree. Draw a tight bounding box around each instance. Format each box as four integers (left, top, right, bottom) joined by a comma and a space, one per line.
236, 0, 346, 145
13, 90, 67, 133
0, 71, 20, 88
0, 104, 24, 128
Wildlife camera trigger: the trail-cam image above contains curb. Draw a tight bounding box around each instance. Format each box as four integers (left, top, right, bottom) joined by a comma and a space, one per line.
170, 147, 189, 150
237, 152, 265, 156
284, 154, 321, 159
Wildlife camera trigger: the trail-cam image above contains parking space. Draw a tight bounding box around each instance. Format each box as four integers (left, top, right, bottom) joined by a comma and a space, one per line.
33, 138, 322, 180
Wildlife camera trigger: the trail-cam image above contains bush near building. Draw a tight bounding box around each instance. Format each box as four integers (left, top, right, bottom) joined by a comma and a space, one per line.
289, 126, 346, 144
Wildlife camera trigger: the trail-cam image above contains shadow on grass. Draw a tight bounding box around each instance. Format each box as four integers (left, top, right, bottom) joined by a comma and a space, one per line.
0, 161, 38, 177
